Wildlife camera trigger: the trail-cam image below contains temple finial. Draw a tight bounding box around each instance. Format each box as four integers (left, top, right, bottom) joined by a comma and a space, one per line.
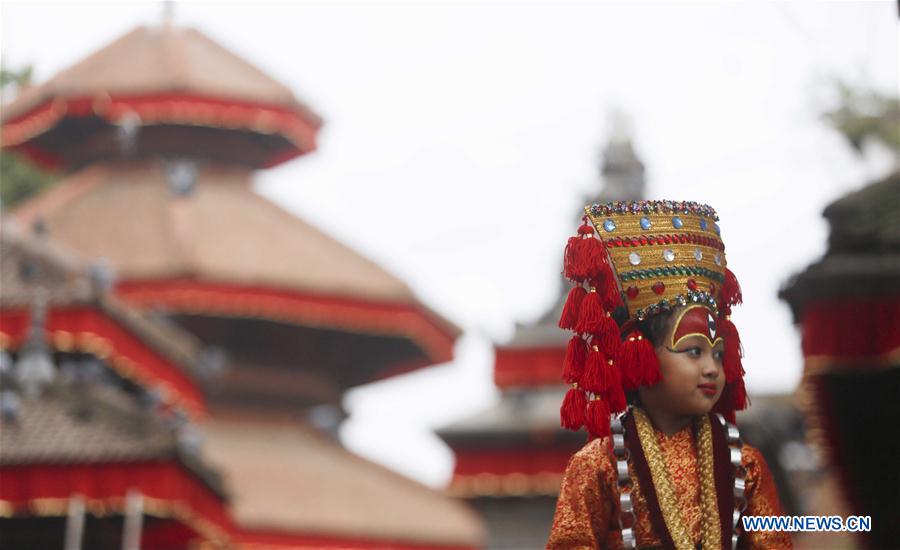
162, 0, 175, 27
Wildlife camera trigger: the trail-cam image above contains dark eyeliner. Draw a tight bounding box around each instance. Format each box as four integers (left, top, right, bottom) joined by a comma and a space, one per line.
666, 347, 701, 355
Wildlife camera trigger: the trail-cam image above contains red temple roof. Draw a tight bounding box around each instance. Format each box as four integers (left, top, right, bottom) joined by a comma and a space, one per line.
1, 23, 321, 169
0, 225, 232, 546
437, 387, 583, 498
10, 163, 459, 386
0, 222, 207, 417
203, 416, 484, 548
0, 384, 233, 548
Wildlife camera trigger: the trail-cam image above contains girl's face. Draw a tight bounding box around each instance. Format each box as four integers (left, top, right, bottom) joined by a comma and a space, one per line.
638, 306, 726, 418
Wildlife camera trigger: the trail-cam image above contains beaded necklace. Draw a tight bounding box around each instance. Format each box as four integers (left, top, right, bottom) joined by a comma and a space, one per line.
611, 408, 747, 550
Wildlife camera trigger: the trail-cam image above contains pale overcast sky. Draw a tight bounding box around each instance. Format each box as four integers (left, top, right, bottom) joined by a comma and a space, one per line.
2, 1, 897, 487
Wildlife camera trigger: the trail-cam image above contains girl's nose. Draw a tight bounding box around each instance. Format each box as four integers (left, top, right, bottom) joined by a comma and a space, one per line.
701, 353, 720, 378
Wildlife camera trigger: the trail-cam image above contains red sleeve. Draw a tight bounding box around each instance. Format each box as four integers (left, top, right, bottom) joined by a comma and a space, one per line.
547, 438, 616, 549
739, 445, 793, 549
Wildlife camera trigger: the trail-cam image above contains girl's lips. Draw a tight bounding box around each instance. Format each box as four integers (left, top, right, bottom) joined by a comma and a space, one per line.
698, 383, 717, 395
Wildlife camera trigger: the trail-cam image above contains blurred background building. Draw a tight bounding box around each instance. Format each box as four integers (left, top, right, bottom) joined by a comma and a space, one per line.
1, 223, 232, 549
781, 170, 900, 549
0, 16, 484, 550
436, 122, 648, 549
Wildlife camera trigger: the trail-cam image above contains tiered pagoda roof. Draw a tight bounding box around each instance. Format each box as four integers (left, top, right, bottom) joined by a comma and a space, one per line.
205, 416, 484, 548
2, 19, 480, 549
781, 171, 900, 313
3, 22, 460, 411
0, 223, 233, 549
11, 162, 458, 389
1, 23, 321, 170
0, 222, 206, 418
0, 221, 482, 549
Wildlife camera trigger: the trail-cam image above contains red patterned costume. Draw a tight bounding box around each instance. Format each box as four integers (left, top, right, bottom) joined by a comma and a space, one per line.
548, 422, 789, 549
546, 201, 791, 549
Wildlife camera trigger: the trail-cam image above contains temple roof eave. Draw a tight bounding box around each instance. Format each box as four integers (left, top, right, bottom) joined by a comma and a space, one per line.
0, 222, 203, 372
0, 221, 208, 417
0, 25, 321, 124
9, 162, 460, 375
203, 419, 486, 548
780, 254, 900, 320
779, 172, 900, 321
436, 387, 573, 440
1, 24, 323, 170
0, 381, 227, 499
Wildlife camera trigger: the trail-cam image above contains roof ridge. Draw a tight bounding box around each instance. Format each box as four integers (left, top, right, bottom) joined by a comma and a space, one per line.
182, 27, 296, 102
46, 26, 147, 93
159, 23, 191, 92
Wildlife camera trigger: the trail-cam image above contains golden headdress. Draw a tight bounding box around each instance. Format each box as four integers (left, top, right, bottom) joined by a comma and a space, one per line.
558, 200, 747, 437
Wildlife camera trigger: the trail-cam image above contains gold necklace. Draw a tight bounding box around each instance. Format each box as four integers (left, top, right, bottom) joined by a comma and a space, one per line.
632, 407, 722, 550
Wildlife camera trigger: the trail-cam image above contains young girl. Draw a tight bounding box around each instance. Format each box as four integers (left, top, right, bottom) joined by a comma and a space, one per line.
547, 201, 791, 549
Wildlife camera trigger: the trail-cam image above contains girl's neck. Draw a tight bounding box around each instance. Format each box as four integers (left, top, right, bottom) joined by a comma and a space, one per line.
639, 405, 694, 437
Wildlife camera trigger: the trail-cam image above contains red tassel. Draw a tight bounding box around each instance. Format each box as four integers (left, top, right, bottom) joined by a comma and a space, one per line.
603, 284, 624, 312
711, 387, 732, 421
718, 318, 744, 383
585, 398, 610, 438
560, 386, 587, 430
590, 313, 621, 356
565, 220, 594, 278
563, 219, 612, 284
563, 235, 581, 281
607, 388, 627, 415
576, 238, 594, 280
605, 360, 627, 413
730, 376, 748, 411
592, 268, 623, 312
581, 347, 608, 393
563, 222, 600, 281
720, 268, 742, 315
716, 407, 737, 425
575, 290, 605, 334
562, 336, 587, 384
558, 286, 586, 330
617, 330, 661, 390
581, 237, 607, 279
712, 377, 749, 421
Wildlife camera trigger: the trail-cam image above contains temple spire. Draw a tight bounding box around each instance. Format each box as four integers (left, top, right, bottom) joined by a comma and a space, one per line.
162, 0, 175, 27
596, 108, 646, 203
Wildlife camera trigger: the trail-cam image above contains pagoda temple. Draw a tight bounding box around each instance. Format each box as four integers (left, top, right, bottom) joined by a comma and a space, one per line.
2, 19, 482, 549
437, 132, 646, 549
0, 222, 233, 549
780, 171, 900, 548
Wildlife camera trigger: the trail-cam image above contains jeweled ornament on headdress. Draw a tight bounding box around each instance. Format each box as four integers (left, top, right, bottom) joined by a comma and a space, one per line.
558, 200, 747, 438
586, 200, 732, 320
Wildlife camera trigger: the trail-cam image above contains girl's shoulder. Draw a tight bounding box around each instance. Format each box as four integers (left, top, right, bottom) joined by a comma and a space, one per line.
740, 442, 764, 463
739, 442, 775, 483
567, 436, 617, 474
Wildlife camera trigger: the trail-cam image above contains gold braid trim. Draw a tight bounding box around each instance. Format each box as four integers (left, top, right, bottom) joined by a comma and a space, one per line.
633, 408, 695, 550
697, 415, 723, 550
633, 408, 722, 550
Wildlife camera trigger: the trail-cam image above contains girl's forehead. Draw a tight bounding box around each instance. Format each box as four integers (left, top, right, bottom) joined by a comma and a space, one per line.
670, 305, 720, 347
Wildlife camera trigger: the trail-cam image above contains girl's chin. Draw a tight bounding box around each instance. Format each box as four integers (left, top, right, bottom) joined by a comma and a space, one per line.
684, 399, 716, 416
